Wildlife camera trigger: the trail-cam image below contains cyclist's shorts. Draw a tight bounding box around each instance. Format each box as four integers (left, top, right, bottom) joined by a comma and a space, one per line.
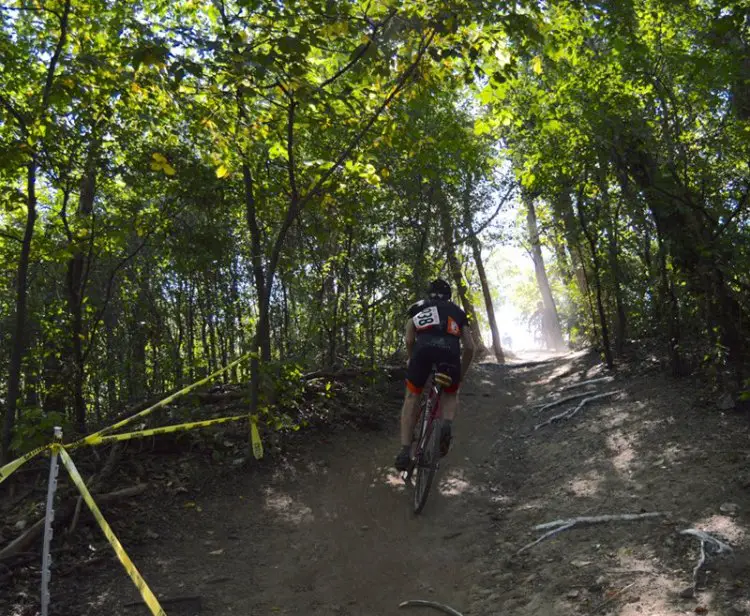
406, 338, 461, 394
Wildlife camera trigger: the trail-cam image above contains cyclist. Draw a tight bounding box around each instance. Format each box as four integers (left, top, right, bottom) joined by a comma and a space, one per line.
395, 278, 476, 472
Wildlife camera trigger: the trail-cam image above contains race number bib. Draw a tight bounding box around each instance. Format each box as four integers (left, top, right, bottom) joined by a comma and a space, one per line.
413, 305, 440, 331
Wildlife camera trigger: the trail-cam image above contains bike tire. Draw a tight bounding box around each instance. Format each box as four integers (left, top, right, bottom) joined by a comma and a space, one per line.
413, 414, 442, 515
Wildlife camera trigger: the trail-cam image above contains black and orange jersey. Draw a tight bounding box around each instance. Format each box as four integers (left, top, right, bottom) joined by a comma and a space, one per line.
407, 299, 468, 341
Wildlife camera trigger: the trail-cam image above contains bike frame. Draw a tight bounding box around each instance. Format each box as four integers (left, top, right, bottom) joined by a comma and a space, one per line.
412, 373, 444, 465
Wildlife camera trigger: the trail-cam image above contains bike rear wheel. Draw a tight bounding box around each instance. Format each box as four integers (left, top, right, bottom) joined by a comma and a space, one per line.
412, 413, 442, 514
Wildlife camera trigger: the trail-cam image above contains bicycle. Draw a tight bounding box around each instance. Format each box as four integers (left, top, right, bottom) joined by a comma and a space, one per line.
402, 364, 453, 514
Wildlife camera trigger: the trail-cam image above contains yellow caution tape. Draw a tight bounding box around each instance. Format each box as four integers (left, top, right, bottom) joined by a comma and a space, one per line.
250, 416, 264, 460
71, 351, 254, 449
86, 414, 251, 446
0, 444, 51, 485
58, 446, 166, 616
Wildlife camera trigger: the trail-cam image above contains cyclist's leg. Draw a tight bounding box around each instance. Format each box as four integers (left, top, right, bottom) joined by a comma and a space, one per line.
436, 353, 461, 455
396, 343, 431, 470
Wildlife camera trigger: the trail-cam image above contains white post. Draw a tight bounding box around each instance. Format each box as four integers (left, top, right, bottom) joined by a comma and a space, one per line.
41, 427, 62, 616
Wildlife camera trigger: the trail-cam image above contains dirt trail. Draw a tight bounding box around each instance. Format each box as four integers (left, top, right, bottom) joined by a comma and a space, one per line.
65, 352, 750, 616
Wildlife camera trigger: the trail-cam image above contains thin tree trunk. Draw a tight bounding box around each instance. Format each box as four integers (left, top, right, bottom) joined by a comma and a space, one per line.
657, 232, 683, 376
174, 281, 184, 386
575, 190, 614, 369
3, 161, 39, 461
341, 227, 353, 358
187, 283, 196, 382
206, 287, 219, 379
596, 161, 627, 356
230, 261, 243, 381
553, 187, 589, 299
525, 195, 566, 352
1, 0, 71, 461
242, 163, 271, 363
437, 186, 488, 354
66, 143, 98, 432
461, 186, 504, 362
104, 303, 118, 414
606, 207, 627, 356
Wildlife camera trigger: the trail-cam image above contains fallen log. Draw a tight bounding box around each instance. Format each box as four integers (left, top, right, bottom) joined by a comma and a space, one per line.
0, 483, 148, 563
302, 367, 378, 381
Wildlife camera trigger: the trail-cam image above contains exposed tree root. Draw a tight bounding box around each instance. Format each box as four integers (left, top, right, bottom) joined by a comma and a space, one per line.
399, 600, 464, 616
517, 512, 668, 554
534, 391, 622, 430
532, 392, 590, 414
560, 377, 614, 391
679, 529, 732, 592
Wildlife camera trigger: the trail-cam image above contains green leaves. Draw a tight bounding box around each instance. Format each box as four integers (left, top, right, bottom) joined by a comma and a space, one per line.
268, 142, 288, 161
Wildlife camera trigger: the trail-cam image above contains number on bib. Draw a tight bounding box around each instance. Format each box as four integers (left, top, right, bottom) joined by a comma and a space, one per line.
413, 306, 440, 331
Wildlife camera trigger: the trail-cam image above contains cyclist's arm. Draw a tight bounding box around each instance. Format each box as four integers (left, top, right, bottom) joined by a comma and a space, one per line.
460, 325, 475, 381
405, 318, 416, 363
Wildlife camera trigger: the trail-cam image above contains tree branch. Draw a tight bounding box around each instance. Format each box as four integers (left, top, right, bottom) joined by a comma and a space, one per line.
0, 230, 23, 244
450, 182, 516, 247
0, 4, 62, 19
286, 95, 298, 204
712, 183, 750, 240
300, 30, 436, 209
82, 232, 152, 365
315, 10, 396, 92
0, 92, 28, 136
261, 29, 436, 309
41, 0, 71, 111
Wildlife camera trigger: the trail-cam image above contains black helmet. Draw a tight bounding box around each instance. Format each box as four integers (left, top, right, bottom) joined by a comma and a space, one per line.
427, 278, 451, 300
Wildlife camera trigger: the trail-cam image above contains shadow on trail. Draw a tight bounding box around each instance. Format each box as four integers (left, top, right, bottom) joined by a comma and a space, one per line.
63, 351, 750, 616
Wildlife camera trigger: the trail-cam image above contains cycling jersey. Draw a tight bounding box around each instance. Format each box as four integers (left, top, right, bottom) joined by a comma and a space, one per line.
407, 299, 468, 346
405, 299, 468, 394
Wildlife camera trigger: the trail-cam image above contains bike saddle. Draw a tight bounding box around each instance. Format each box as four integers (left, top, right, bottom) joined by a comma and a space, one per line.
434, 363, 453, 388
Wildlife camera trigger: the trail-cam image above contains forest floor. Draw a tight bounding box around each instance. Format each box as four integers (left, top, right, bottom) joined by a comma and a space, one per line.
6, 349, 750, 616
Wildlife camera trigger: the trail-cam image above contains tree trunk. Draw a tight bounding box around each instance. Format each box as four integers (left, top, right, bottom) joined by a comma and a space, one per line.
230, 261, 244, 381
413, 180, 430, 297
575, 190, 614, 369
104, 302, 118, 414
436, 185, 488, 354
525, 194, 566, 352
624, 139, 747, 370
2, 161, 39, 462
596, 160, 627, 356
1, 0, 70, 461
242, 163, 272, 363
174, 281, 185, 386
186, 282, 196, 382
606, 209, 627, 356
199, 291, 212, 375
66, 144, 98, 432
553, 186, 589, 299
461, 185, 504, 362
656, 232, 683, 376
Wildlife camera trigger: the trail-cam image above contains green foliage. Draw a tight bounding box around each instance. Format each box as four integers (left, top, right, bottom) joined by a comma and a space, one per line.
11, 410, 70, 454
5, 0, 749, 455
476, 0, 750, 372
